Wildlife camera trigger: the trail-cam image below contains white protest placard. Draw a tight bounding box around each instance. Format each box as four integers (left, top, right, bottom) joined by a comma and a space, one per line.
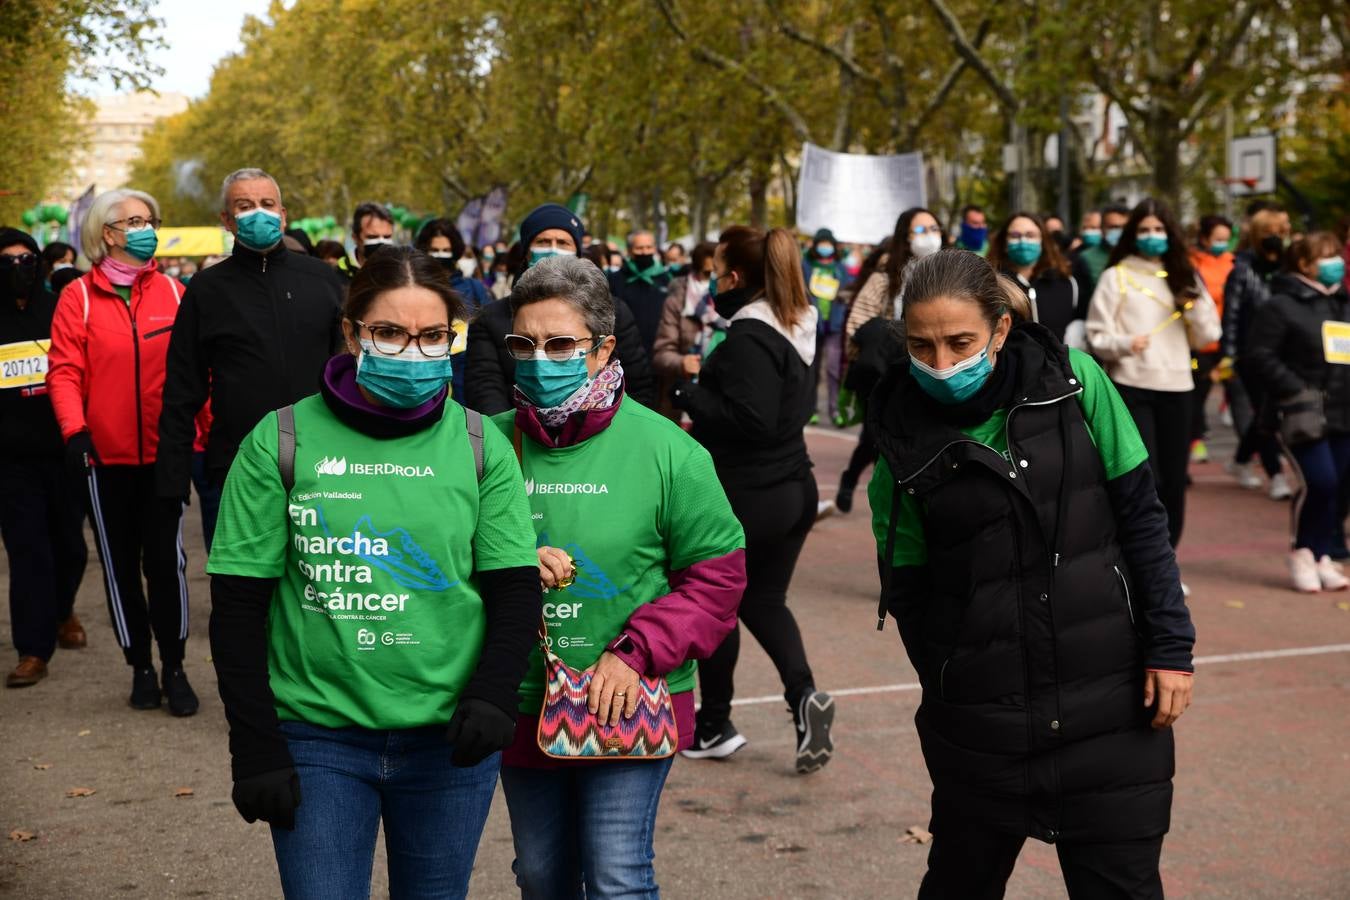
796, 143, 926, 245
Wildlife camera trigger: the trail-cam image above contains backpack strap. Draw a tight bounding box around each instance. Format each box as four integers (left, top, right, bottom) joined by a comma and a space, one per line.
78, 278, 91, 326
276, 405, 297, 493
463, 406, 484, 482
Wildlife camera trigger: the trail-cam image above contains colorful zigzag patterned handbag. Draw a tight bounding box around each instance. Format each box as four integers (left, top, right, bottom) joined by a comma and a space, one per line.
535, 622, 678, 760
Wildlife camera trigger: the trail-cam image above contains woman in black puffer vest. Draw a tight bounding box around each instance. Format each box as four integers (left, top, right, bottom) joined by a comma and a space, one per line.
1245, 232, 1350, 593
867, 249, 1196, 899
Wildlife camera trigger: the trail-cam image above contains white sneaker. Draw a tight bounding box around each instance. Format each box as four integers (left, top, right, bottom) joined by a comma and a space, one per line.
1269, 473, 1293, 500
1289, 548, 1321, 593
1225, 460, 1264, 490
1316, 555, 1349, 591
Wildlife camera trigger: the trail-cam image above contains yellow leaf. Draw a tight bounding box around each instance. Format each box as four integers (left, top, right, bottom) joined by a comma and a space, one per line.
77, 729, 91, 737
1335, 601, 1350, 611
173, 787, 195, 798
33, 764, 51, 771
1224, 600, 1245, 609
8, 829, 36, 842
64, 787, 96, 798
900, 825, 933, 844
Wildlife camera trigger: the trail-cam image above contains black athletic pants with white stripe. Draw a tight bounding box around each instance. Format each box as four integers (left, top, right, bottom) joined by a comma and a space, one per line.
85, 465, 188, 669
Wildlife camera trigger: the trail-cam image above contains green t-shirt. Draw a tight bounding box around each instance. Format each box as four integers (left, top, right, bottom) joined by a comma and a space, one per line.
491, 398, 745, 711
207, 395, 539, 730
868, 348, 1148, 568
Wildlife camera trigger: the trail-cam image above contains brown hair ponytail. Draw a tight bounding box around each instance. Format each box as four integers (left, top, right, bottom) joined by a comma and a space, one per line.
719, 224, 812, 329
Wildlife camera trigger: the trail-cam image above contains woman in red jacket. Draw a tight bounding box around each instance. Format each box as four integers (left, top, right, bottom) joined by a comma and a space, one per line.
46, 188, 198, 716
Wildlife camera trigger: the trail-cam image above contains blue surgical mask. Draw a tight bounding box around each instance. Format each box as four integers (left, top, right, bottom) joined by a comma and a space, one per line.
1080, 229, 1103, 248
529, 247, 576, 268
959, 224, 988, 250
515, 350, 592, 408
1316, 257, 1345, 287
234, 207, 283, 252
1208, 242, 1229, 257
909, 337, 995, 405
1104, 227, 1123, 247
1137, 234, 1169, 258
355, 340, 452, 408
1006, 239, 1043, 267
124, 226, 158, 261
816, 243, 835, 258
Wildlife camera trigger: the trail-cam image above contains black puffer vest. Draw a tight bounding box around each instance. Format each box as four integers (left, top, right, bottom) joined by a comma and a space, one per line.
870, 324, 1174, 843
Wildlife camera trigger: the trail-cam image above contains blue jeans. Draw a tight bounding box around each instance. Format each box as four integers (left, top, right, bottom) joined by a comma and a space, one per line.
271, 721, 499, 900
1290, 434, 1350, 557
500, 758, 675, 900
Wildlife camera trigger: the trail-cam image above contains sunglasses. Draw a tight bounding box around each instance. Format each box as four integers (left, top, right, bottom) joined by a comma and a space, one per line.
0, 253, 38, 267
504, 334, 602, 361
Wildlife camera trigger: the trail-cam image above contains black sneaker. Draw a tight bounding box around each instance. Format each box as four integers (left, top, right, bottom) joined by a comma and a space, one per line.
680, 720, 748, 760
835, 473, 857, 514
162, 668, 199, 717
129, 666, 161, 709
793, 689, 835, 774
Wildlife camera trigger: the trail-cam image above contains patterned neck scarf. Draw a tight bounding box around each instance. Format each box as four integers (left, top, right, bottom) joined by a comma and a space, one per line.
516, 359, 625, 427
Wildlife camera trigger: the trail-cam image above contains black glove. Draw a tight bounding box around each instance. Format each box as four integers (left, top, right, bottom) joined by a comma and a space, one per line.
65, 431, 99, 477
231, 767, 302, 830
445, 697, 517, 767
670, 380, 694, 411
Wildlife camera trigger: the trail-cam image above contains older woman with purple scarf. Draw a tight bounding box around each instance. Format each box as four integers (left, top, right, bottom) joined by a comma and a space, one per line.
490, 254, 747, 899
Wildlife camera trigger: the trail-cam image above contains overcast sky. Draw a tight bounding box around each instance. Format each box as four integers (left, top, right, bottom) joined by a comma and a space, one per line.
78, 0, 276, 99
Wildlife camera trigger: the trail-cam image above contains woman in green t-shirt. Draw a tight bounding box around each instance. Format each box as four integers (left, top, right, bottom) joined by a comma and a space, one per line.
491, 254, 747, 899
867, 249, 1196, 896
207, 247, 542, 899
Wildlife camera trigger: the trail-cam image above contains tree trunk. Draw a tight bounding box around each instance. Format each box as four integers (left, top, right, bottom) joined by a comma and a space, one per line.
1147, 111, 1183, 201
748, 149, 772, 229
691, 176, 712, 242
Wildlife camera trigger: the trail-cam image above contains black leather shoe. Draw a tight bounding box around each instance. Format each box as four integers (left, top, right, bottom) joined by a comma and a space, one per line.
162, 668, 199, 717
129, 667, 161, 709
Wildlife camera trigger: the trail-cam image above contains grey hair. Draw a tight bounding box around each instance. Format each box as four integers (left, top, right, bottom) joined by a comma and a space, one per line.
220, 167, 281, 211
510, 255, 615, 336
81, 188, 161, 263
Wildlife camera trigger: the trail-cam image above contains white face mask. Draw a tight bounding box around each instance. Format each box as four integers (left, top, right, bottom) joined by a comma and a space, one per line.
53, 262, 74, 272
910, 233, 942, 258
428, 251, 455, 259
456, 258, 477, 277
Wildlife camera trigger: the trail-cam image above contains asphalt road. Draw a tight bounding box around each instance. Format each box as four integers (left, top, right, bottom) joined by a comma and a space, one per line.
3, 422, 1348, 899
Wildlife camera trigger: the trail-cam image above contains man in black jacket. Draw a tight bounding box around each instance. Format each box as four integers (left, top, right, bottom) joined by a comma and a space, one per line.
0, 228, 88, 687
155, 169, 346, 544
607, 230, 671, 352
463, 203, 655, 414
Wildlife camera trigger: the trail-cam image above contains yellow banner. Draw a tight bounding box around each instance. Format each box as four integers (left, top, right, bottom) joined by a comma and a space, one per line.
155, 227, 231, 258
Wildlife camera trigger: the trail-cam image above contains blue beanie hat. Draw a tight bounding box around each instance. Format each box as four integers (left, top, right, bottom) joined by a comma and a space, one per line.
520, 203, 584, 251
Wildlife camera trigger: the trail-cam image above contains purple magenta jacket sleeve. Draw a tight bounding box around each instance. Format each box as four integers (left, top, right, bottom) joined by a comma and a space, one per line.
607, 549, 747, 676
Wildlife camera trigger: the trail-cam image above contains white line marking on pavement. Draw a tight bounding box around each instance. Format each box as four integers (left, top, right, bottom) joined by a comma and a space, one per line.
728, 643, 1350, 707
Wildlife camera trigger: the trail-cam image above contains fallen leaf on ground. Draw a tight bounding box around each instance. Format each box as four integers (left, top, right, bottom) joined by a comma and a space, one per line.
1223, 600, 1245, 609
64, 787, 96, 798
900, 825, 933, 844
1335, 601, 1350, 612
8, 830, 35, 842
33, 764, 51, 770
76, 729, 91, 737
173, 787, 194, 798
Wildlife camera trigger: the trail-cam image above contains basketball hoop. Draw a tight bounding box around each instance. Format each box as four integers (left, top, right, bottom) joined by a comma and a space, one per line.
1217, 177, 1259, 190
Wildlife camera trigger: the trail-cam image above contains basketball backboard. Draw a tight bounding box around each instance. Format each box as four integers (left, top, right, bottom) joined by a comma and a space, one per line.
1227, 134, 1277, 195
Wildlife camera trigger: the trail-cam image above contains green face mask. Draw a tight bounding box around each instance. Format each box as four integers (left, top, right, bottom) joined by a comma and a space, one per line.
124, 227, 159, 262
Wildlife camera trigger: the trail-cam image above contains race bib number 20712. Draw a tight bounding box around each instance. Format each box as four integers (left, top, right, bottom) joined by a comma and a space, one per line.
0, 340, 49, 390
